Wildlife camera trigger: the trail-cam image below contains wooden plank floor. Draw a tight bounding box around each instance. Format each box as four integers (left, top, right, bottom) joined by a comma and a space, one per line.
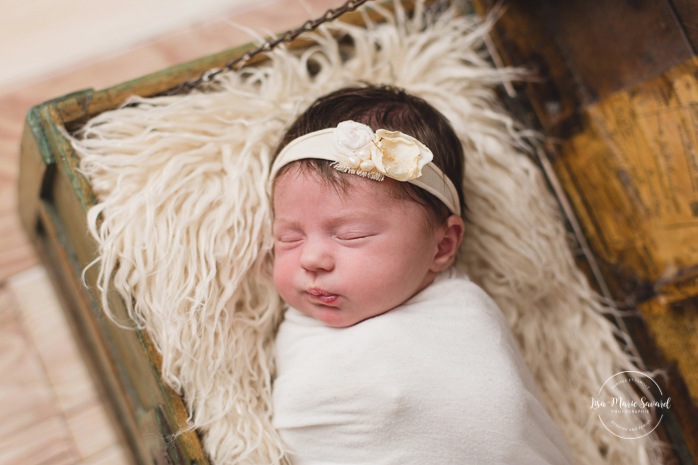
1, 268, 128, 465
0, 1, 342, 463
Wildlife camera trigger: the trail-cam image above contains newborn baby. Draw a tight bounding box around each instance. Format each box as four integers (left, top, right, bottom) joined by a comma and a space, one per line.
269, 85, 573, 465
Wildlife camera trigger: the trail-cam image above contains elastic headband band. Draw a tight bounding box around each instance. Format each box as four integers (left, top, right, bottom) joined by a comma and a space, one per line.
269, 121, 461, 216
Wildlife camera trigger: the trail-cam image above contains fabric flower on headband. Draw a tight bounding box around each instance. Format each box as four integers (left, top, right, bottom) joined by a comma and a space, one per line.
332, 121, 433, 182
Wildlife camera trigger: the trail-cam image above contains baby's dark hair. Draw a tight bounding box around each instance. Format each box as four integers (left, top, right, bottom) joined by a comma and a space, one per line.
273, 85, 466, 222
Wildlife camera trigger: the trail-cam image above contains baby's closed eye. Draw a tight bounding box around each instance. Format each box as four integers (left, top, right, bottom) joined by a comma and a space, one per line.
334, 230, 376, 242
274, 232, 304, 247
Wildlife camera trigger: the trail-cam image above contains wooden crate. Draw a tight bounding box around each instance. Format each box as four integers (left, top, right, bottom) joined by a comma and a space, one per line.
18, 0, 698, 464
17, 48, 242, 465
472, 0, 698, 463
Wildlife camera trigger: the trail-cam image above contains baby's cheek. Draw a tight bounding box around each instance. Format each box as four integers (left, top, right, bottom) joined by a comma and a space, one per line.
272, 254, 295, 298
271, 256, 286, 291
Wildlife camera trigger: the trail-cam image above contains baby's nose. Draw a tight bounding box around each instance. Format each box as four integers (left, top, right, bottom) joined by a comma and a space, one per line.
299, 239, 334, 272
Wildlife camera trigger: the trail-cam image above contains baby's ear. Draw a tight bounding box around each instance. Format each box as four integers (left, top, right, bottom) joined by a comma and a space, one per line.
431, 215, 465, 272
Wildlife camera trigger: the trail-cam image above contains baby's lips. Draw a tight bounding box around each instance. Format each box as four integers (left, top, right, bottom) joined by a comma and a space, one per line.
306, 288, 340, 305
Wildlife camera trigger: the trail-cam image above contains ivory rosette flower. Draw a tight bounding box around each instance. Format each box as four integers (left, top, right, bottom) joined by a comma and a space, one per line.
332, 121, 432, 181
333, 121, 374, 171
371, 129, 433, 181
335, 121, 374, 151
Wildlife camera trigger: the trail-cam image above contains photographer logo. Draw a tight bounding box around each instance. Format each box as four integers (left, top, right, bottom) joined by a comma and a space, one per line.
590, 371, 671, 439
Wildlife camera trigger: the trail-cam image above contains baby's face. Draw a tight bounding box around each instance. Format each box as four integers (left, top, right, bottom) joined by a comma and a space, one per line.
272, 166, 445, 327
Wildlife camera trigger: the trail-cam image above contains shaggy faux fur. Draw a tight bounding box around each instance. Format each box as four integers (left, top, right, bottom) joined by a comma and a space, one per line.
71, 2, 666, 464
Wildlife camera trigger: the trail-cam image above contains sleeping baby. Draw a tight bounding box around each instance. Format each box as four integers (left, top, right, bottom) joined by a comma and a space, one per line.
269, 84, 573, 465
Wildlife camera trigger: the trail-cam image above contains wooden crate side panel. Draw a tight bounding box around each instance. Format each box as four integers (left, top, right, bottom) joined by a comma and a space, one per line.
525, 0, 692, 104
473, 1, 698, 462
33, 199, 143, 465
18, 108, 53, 242
472, 0, 581, 132
671, 0, 698, 52
20, 101, 210, 465
474, 0, 694, 113
554, 58, 698, 286
639, 297, 698, 459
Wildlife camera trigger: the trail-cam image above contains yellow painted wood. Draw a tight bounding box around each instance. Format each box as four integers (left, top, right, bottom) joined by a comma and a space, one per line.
473, 1, 698, 461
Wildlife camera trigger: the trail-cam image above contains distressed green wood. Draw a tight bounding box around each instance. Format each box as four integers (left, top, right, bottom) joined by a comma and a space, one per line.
20, 106, 211, 464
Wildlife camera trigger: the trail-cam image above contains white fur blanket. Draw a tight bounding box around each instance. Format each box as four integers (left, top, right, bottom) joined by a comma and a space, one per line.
71, 2, 665, 464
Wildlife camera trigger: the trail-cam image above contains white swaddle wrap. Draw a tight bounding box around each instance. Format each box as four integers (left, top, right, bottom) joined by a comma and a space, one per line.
273, 270, 574, 465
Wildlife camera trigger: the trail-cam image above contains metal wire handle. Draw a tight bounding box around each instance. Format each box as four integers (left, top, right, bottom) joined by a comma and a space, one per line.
163, 0, 372, 96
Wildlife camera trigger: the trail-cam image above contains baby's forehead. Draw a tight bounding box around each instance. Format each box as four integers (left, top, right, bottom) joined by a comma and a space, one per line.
272, 166, 436, 234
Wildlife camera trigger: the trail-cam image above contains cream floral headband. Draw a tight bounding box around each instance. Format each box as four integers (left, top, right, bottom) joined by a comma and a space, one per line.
269, 120, 461, 215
